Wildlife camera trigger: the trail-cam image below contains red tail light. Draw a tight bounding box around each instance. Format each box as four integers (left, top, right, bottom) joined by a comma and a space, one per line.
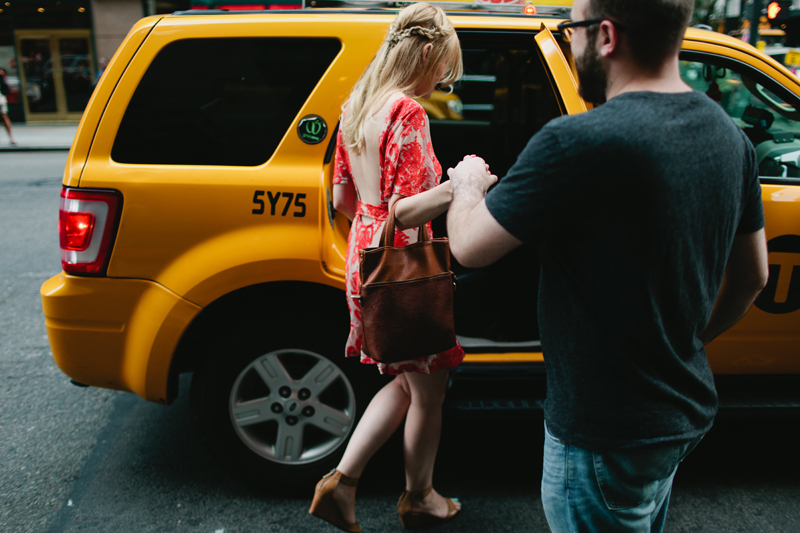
60, 212, 95, 250
59, 188, 122, 275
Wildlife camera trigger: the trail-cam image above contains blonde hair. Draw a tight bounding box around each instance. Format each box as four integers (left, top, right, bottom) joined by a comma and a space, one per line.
341, 2, 463, 153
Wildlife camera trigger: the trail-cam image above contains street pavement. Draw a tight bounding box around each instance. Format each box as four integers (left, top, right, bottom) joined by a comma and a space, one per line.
0, 124, 77, 152
0, 151, 117, 532
1, 150, 800, 532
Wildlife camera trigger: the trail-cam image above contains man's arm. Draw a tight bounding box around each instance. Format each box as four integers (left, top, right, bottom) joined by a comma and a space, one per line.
446, 157, 522, 268
697, 228, 769, 345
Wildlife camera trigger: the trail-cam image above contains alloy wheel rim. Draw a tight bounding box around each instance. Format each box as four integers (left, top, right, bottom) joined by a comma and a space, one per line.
229, 349, 356, 465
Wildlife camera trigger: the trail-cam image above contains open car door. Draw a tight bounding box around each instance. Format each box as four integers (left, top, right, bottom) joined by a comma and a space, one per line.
535, 24, 588, 116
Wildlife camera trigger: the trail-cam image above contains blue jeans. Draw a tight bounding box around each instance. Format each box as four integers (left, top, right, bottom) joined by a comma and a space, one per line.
541, 423, 703, 533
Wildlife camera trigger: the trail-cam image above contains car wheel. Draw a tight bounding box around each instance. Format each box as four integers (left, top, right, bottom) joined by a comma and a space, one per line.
191, 326, 380, 492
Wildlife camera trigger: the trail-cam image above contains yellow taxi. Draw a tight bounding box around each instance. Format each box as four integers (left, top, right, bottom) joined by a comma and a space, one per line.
41, 0, 800, 488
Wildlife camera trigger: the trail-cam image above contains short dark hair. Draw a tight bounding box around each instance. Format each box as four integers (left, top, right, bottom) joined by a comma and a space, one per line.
586, 0, 693, 68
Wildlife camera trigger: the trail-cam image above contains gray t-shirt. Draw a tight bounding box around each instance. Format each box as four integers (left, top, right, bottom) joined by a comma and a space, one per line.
485, 91, 764, 450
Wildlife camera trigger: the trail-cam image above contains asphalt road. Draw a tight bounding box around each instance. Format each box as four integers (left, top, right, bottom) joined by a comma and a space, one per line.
1, 151, 799, 533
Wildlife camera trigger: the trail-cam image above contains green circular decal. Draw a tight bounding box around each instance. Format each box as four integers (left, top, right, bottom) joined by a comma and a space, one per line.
298, 114, 328, 145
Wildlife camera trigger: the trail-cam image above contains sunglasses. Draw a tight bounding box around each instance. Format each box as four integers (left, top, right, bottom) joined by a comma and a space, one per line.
557, 19, 625, 43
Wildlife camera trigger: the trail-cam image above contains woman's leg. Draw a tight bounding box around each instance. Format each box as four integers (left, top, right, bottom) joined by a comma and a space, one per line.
402, 369, 461, 517
338, 373, 412, 476
331, 374, 413, 524
1, 113, 14, 144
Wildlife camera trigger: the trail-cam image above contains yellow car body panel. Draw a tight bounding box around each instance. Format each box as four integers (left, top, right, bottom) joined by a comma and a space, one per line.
464, 352, 546, 364
704, 183, 800, 374
41, 273, 201, 403
81, 16, 391, 303
41, 11, 800, 405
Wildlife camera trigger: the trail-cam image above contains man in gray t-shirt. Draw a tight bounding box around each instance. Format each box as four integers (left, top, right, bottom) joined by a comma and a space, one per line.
446, 0, 769, 531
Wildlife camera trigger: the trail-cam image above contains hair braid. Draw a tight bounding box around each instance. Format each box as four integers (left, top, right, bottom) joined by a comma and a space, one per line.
386, 25, 443, 46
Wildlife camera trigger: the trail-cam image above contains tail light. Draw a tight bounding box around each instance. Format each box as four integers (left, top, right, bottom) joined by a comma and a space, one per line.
523, 2, 536, 15
59, 188, 122, 275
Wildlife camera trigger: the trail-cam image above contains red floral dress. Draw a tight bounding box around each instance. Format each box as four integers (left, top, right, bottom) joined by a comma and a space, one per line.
333, 94, 465, 375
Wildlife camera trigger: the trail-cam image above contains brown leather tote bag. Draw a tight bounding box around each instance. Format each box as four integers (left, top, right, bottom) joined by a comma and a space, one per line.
356, 203, 457, 364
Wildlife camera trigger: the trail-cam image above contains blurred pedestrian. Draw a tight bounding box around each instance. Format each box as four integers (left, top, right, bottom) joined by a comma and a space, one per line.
446, 0, 769, 531
0, 68, 16, 145
93, 57, 108, 87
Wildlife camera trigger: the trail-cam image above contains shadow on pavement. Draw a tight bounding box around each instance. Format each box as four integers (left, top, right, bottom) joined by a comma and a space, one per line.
51, 372, 800, 532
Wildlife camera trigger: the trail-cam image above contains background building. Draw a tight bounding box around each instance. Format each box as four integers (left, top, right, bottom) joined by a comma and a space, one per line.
0, 0, 187, 122
3, 0, 800, 123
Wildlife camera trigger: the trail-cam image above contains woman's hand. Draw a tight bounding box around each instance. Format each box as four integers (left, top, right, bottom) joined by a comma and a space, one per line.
448, 155, 497, 196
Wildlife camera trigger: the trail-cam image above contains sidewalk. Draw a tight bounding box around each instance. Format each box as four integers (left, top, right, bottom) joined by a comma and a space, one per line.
0, 123, 78, 152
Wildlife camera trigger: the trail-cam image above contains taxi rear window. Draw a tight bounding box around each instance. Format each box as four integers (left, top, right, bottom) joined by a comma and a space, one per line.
111, 38, 341, 167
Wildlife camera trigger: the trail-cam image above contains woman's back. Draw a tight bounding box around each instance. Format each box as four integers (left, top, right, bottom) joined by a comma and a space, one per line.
343, 92, 441, 213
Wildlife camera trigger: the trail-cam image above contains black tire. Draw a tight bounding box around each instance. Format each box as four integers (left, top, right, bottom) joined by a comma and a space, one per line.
190, 320, 382, 493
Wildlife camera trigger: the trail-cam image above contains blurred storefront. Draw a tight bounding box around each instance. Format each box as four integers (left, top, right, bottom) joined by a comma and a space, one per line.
0, 0, 188, 123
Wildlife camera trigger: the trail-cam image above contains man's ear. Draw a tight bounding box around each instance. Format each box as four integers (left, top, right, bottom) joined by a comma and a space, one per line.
596, 20, 618, 58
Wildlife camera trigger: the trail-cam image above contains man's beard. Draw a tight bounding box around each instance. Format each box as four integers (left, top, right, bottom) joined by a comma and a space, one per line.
575, 43, 608, 105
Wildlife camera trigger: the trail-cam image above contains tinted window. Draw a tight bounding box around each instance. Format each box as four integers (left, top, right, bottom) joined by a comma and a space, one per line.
112, 38, 341, 166
680, 53, 800, 179
427, 32, 563, 179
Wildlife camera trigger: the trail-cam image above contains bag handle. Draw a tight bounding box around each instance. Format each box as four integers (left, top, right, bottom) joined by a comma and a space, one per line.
380, 200, 430, 248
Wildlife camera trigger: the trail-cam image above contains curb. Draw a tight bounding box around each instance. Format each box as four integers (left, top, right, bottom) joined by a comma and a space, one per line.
0, 145, 72, 152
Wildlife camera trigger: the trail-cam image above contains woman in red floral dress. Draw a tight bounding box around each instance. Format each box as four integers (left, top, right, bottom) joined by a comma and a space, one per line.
309, 3, 467, 531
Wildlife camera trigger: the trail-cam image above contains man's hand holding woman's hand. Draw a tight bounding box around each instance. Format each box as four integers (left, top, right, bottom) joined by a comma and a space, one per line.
447, 155, 497, 197
446, 154, 520, 268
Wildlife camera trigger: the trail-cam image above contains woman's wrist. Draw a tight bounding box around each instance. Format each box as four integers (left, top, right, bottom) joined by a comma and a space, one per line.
438, 180, 453, 204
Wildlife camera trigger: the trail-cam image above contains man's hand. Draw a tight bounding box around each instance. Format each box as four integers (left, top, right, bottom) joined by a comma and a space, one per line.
697, 228, 769, 345
446, 155, 521, 268
448, 155, 498, 196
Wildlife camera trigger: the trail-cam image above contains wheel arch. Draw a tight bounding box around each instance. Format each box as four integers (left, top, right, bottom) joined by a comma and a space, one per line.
165, 280, 349, 404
